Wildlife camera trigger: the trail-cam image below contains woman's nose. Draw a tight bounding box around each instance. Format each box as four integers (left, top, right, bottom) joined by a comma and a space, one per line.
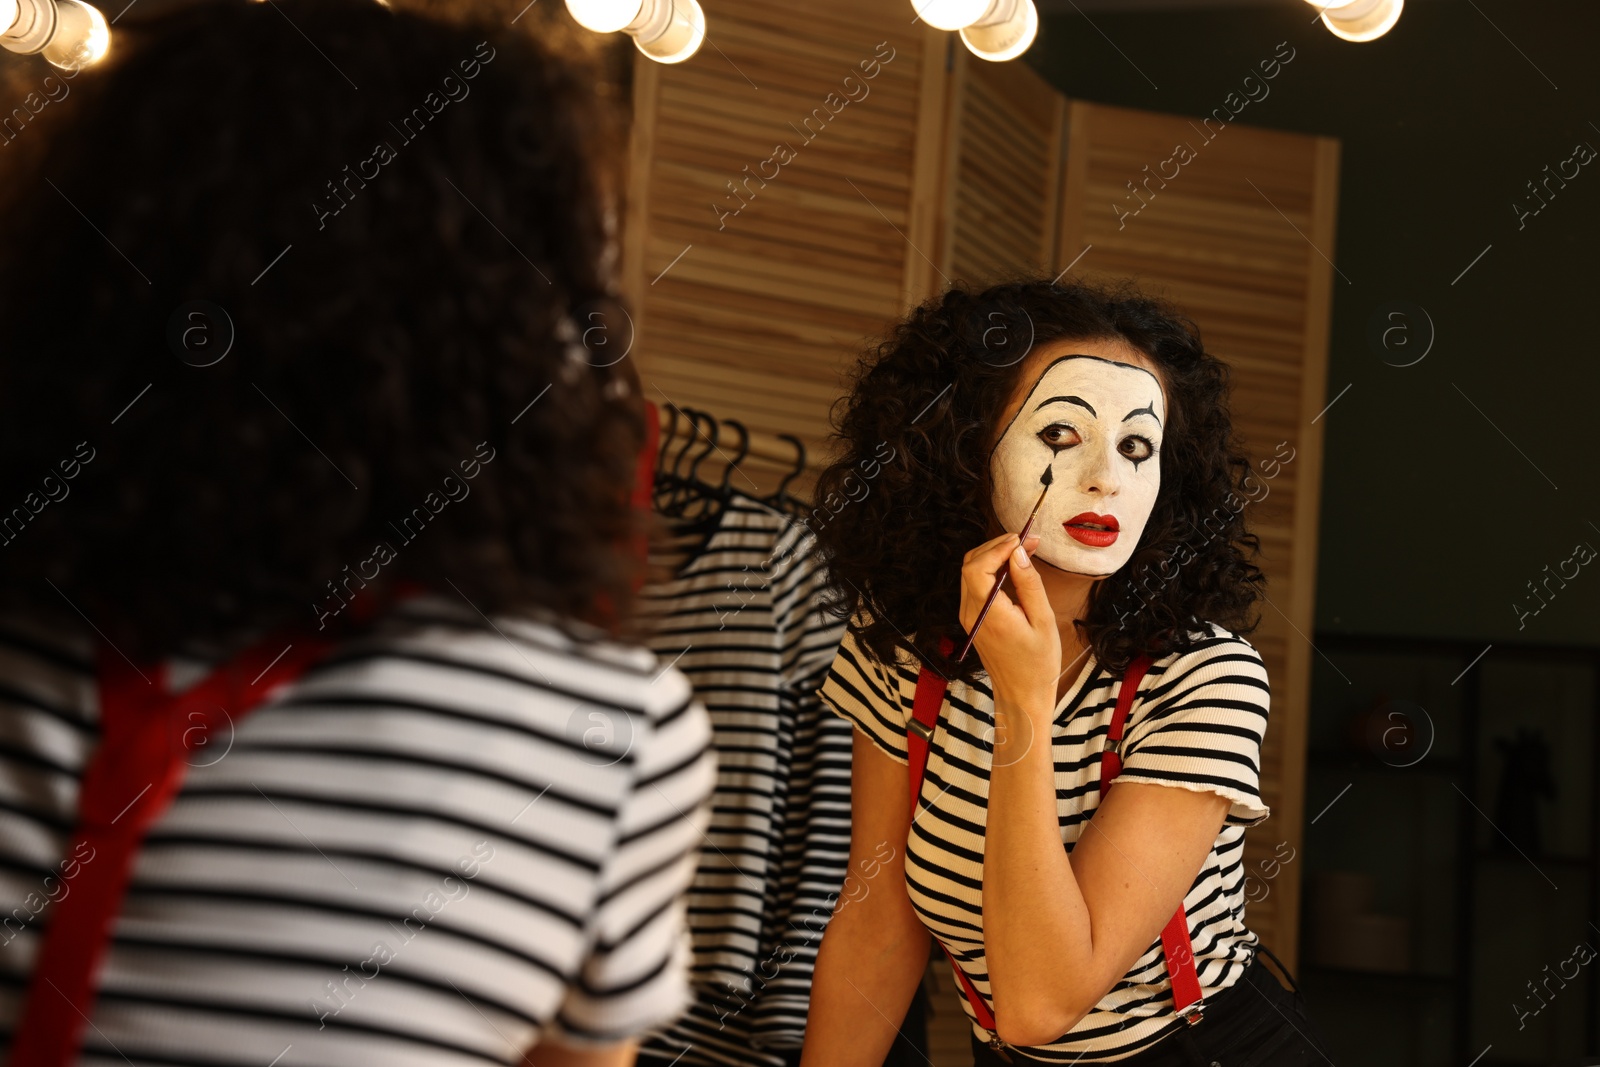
1076, 441, 1122, 495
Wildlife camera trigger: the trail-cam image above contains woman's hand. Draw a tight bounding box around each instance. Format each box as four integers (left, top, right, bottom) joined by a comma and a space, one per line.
959, 531, 1060, 716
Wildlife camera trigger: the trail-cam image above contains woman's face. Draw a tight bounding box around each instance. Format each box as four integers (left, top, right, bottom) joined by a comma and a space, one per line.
988, 338, 1169, 578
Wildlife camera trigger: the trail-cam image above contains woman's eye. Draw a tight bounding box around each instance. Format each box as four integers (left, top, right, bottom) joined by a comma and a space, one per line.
1038, 424, 1078, 450
1121, 435, 1156, 461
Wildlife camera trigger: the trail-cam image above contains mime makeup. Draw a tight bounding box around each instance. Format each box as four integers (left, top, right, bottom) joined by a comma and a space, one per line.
989, 353, 1165, 576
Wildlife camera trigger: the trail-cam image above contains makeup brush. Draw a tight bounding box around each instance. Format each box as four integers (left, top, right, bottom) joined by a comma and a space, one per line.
956, 463, 1054, 663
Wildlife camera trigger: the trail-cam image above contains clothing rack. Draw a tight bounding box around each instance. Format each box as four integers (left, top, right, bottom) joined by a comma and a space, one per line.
651, 401, 812, 520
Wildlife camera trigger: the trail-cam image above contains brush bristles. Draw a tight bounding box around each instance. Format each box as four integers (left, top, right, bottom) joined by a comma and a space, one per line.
1041, 465, 1053, 485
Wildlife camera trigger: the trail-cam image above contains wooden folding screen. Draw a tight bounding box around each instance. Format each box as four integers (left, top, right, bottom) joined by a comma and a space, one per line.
1050, 99, 1339, 971
621, 7, 949, 496
934, 42, 1063, 282
622, 0, 1337, 974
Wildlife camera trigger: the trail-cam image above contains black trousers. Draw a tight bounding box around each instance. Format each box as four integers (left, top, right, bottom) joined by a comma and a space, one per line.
969, 946, 1335, 1067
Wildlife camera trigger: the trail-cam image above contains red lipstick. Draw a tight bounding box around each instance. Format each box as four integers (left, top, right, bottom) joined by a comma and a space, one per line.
1064, 511, 1119, 547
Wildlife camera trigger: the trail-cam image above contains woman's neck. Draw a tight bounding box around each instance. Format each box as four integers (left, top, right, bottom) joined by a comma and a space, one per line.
1034, 556, 1098, 701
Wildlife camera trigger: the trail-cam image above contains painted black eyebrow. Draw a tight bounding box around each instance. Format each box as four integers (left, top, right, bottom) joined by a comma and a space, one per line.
1124, 402, 1162, 428
989, 353, 1165, 459
1027, 397, 1164, 430
1032, 395, 1094, 416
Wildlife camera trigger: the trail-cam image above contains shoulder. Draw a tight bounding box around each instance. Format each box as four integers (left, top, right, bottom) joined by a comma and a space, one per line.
815, 612, 921, 765
1142, 622, 1269, 701
830, 612, 920, 693
1119, 622, 1272, 826
321, 595, 700, 728
1124, 622, 1271, 739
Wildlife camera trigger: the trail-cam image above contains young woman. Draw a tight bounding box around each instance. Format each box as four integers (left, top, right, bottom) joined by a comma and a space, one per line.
800, 279, 1334, 1065
0, 2, 712, 1065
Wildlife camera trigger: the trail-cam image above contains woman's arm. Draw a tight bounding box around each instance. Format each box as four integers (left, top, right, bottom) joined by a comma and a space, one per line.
523, 1038, 639, 1067
963, 532, 1232, 1047
800, 728, 932, 1067
985, 733, 1229, 1045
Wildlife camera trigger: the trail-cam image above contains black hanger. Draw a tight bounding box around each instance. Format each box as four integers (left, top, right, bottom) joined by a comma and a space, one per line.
682, 410, 720, 513
654, 403, 679, 480
654, 404, 705, 517
715, 419, 749, 500
668, 417, 748, 535
660, 408, 718, 519
770, 433, 807, 516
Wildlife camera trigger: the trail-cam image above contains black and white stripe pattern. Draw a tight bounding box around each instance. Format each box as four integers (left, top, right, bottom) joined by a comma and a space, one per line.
0, 596, 715, 1065
634, 496, 852, 1065
818, 619, 1272, 1063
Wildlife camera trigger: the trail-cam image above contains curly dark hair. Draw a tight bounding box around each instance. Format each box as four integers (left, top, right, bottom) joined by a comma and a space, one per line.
0, 0, 649, 662
810, 276, 1268, 685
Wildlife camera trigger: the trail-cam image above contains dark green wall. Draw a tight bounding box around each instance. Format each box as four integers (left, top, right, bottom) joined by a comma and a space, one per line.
1026, 0, 1600, 647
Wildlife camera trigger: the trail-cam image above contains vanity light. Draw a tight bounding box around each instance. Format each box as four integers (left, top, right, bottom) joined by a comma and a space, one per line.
1306, 0, 1403, 42
564, 0, 705, 64
959, 0, 1037, 62
0, 0, 110, 70
911, 0, 993, 32
912, 0, 1038, 62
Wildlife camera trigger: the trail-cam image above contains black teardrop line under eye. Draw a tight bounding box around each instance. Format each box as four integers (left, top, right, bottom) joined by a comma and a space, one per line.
1125, 436, 1157, 472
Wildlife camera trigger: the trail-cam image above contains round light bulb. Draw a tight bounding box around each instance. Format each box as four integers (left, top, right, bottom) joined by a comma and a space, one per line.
634, 0, 702, 63
564, 0, 644, 34
960, 0, 1037, 61
1302, 0, 1365, 10
913, 0, 993, 32
1320, 0, 1402, 41
41, 0, 106, 69
0, 0, 19, 35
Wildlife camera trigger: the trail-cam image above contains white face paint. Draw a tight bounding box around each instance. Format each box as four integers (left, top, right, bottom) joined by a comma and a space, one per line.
989, 354, 1165, 576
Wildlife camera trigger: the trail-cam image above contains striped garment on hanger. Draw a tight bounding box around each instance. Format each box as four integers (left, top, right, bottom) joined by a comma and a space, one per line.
635, 493, 852, 1066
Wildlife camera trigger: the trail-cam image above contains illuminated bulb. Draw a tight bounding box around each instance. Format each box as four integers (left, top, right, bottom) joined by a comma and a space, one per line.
43, 0, 106, 67
960, 0, 1036, 61
1, 0, 109, 70
1310, 0, 1403, 42
912, 0, 993, 32
564, 0, 703, 64
631, 0, 702, 63
565, 0, 644, 34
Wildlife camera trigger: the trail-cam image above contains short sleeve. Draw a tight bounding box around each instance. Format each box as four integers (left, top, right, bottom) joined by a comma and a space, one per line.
814, 624, 911, 766
1117, 631, 1271, 828
547, 687, 717, 1045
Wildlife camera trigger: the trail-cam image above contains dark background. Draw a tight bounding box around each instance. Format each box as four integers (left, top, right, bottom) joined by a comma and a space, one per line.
1025, 4, 1598, 1064
1027, 0, 1599, 648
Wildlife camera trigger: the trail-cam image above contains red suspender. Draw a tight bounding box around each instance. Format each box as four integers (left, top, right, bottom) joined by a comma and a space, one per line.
1100, 654, 1205, 1024
909, 638, 1000, 1033
11, 631, 335, 1066
907, 641, 1206, 1043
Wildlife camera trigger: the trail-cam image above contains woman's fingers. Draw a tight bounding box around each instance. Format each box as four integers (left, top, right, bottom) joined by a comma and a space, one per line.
959, 533, 1041, 632
1006, 535, 1052, 628
964, 531, 1039, 570
963, 530, 1024, 565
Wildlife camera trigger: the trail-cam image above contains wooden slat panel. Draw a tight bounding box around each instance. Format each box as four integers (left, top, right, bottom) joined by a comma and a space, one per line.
624, 0, 1336, 1007
945, 48, 1065, 283
623, 2, 949, 477
1057, 99, 1339, 973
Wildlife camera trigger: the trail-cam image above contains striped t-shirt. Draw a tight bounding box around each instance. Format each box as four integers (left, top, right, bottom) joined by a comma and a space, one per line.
817, 619, 1271, 1063
0, 595, 715, 1065
635, 495, 853, 1065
